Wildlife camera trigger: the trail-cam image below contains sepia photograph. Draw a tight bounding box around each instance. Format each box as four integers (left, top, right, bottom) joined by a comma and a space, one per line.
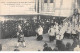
0, 0, 80, 51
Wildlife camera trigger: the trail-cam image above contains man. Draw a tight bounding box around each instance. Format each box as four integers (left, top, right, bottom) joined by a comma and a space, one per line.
59, 24, 66, 39
36, 25, 43, 41
48, 25, 56, 42
71, 26, 77, 39
56, 27, 66, 51
63, 22, 68, 38
56, 33, 63, 51
65, 22, 72, 39
16, 24, 26, 47
55, 22, 59, 34
18, 24, 22, 31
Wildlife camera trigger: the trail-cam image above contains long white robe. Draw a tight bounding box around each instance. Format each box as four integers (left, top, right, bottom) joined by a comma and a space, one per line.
37, 27, 43, 35
48, 27, 56, 36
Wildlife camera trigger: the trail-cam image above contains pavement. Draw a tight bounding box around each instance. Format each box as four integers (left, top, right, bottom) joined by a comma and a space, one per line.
0, 33, 74, 51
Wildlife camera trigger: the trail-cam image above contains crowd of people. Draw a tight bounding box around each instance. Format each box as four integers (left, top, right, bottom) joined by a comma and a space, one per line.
0, 9, 80, 51
15, 16, 80, 51
34, 11, 80, 51
36, 21, 79, 40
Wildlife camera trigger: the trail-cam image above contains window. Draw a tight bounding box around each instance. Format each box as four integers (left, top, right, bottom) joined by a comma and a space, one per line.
44, 0, 47, 3
50, 0, 54, 3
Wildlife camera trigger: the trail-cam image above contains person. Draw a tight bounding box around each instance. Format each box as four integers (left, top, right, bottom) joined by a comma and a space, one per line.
17, 24, 22, 31
56, 24, 66, 51
56, 34, 66, 51
56, 33, 63, 51
64, 21, 68, 28
71, 38, 78, 51
16, 24, 26, 47
0, 44, 2, 51
36, 25, 43, 41
48, 25, 56, 42
59, 24, 66, 39
74, 45, 80, 51
71, 26, 77, 39
43, 43, 52, 51
55, 22, 59, 35
65, 22, 72, 39
78, 24, 80, 47
63, 22, 68, 39
60, 43, 66, 51
66, 42, 72, 51
17, 30, 26, 47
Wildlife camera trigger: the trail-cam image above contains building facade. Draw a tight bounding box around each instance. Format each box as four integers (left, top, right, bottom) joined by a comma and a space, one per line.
0, 0, 76, 17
